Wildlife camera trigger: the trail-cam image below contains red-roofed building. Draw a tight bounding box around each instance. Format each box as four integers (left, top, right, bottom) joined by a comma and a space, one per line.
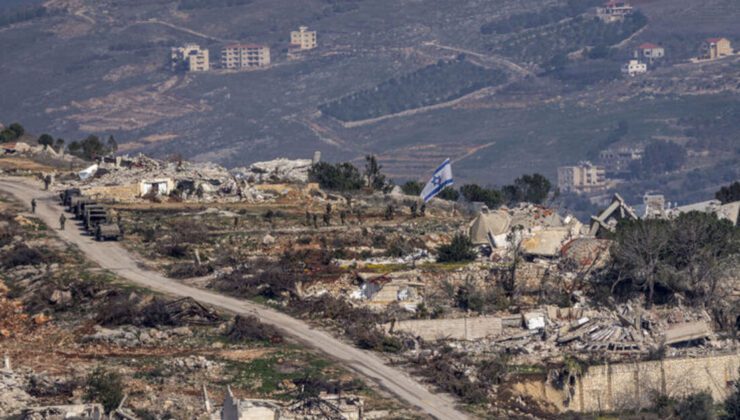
221, 44, 271, 69
701, 37, 733, 60
633, 42, 664, 61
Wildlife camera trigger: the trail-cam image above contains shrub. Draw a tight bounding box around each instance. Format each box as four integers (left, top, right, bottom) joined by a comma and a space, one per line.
716, 181, 740, 204
226, 315, 282, 343
722, 373, 740, 420
437, 233, 476, 263
460, 184, 502, 208
676, 392, 714, 420
309, 162, 364, 191
0, 244, 58, 268
437, 187, 460, 201
401, 180, 423, 196
84, 368, 124, 413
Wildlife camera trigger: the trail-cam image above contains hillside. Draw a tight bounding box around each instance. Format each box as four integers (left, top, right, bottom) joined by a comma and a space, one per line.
0, 0, 738, 204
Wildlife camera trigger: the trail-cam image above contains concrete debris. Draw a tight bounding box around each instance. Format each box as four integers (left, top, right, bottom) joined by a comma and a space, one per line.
350, 271, 424, 312
59, 154, 318, 204
0, 361, 34, 417
232, 158, 313, 184
469, 204, 582, 257
663, 320, 714, 345
83, 325, 193, 347
523, 311, 546, 330
163, 297, 221, 325
20, 404, 105, 419
220, 386, 363, 420
589, 193, 638, 237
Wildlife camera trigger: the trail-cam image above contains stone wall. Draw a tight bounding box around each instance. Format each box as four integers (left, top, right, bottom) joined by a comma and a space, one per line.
515, 353, 740, 413
83, 183, 140, 201
575, 353, 739, 412
386, 316, 502, 341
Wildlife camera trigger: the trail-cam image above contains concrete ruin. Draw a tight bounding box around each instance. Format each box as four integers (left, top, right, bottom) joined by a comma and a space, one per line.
516, 353, 740, 413
222, 387, 281, 420
469, 205, 583, 257
589, 193, 638, 237
386, 316, 503, 341
350, 272, 424, 311
20, 404, 105, 419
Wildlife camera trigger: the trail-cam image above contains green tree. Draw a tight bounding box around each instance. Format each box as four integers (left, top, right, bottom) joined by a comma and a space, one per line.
611, 219, 671, 306
437, 233, 476, 263
634, 140, 687, 178
401, 180, 423, 196
309, 162, 364, 191
68, 135, 111, 161
437, 187, 460, 202
8, 122, 24, 138
84, 367, 124, 413
107, 135, 118, 153
502, 174, 552, 204
37, 133, 54, 149
460, 184, 503, 208
715, 181, 740, 204
364, 155, 391, 192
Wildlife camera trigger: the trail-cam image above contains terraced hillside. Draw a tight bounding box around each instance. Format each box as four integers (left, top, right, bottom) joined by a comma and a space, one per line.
0, 0, 737, 205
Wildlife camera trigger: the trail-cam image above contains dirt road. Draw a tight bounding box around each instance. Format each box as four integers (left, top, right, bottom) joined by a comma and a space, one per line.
0, 177, 469, 420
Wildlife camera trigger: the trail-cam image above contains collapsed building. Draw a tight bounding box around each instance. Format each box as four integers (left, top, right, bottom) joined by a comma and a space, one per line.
60, 154, 321, 203
469, 204, 584, 257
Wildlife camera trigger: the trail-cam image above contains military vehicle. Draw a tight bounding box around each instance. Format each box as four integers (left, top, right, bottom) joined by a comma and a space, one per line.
83, 207, 108, 231
68, 196, 92, 214
74, 200, 100, 220
60, 188, 81, 207
95, 222, 121, 241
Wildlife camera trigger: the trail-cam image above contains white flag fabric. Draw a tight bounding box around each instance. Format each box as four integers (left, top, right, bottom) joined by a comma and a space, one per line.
420, 158, 454, 203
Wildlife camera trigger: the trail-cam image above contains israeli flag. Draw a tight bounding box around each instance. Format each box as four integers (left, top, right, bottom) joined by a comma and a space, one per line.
420, 158, 454, 203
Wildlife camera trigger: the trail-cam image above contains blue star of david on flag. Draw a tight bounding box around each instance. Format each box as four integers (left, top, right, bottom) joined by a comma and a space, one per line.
420, 158, 454, 203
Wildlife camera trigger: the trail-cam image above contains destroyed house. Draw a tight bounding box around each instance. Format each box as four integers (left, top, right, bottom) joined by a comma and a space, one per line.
589, 193, 638, 237
469, 205, 582, 257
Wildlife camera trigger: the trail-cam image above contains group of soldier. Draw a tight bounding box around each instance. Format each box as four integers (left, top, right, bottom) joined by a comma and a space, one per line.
30, 197, 67, 230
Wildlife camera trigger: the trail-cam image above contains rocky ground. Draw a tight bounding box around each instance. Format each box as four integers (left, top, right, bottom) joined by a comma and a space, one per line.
0, 190, 415, 419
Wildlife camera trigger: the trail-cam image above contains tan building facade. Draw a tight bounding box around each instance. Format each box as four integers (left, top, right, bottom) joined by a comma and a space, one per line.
290, 26, 317, 50
171, 44, 209, 72
558, 162, 606, 193
702, 37, 733, 60
221, 44, 271, 69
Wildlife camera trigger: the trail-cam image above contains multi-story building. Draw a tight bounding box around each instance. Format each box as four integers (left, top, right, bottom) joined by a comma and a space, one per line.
633, 43, 664, 62
290, 26, 317, 50
701, 37, 733, 60
171, 44, 210, 72
596, 1, 634, 23
558, 162, 606, 194
599, 147, 643, 175
621, 59, 647, 76
221, 44, 271, 69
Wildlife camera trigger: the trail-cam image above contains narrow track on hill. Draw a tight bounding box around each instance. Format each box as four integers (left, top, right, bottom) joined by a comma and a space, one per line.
0, 177, 469, 420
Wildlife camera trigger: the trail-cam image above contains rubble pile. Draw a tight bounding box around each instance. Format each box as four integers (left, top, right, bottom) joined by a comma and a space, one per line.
466, 300, 728, 364
0, 363, 34, 417
62, 154, 282, 203
232, 158, 313, 184
83, 325, 195, 347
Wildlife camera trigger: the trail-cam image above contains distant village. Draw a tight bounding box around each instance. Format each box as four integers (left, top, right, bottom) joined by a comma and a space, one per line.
595, 1, 734, 76
170, 26, 317, 72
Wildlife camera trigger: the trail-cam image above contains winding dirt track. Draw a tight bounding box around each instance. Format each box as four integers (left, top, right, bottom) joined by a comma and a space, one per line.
0, 177, 468, 420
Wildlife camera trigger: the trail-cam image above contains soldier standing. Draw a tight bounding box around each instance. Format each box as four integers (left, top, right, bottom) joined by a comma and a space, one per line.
31, 198, 37, 214
59, 213, 66, 230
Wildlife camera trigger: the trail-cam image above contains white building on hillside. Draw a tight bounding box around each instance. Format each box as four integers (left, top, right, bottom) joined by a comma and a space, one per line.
621, 59, 647, 76
171, 44, 210, 72
290, 26, 317, 50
